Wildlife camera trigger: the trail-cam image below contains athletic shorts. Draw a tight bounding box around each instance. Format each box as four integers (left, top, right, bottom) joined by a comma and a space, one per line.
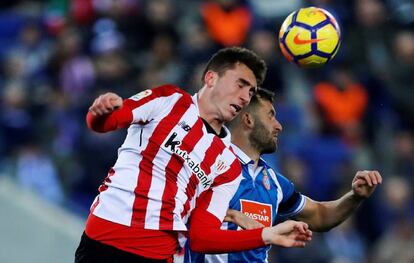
75, 232, 172, 263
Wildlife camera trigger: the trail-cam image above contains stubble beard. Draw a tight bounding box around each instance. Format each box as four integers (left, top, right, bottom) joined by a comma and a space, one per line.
249, 118, 277, 155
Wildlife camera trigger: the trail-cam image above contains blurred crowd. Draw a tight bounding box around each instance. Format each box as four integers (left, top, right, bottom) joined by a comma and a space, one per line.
0, 0, 413, 262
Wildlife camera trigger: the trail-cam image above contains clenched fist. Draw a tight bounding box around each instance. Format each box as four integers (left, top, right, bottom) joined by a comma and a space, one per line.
89, 92, 123, 116
352, 170, 382, 199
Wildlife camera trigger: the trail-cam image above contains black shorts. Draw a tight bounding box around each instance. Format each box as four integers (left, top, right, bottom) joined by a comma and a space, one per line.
75, 232, 171, 263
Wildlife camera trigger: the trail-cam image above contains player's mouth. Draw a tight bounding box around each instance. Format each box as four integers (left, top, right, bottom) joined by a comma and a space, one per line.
230, 104, 242, 113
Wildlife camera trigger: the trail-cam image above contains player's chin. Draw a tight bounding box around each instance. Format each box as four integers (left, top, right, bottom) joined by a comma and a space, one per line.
225, 111, 239, 121
262, 142, 277, 154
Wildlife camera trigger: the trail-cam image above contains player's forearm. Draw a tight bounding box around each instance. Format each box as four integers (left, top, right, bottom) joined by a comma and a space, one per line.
86, 107, 132, 133
189, 208, 265, 253
306, 191, 364, 232
189, 227, 265, 253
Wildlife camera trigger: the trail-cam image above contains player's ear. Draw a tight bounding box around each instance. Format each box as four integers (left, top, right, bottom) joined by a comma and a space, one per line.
204, 70, 218, 88
242, 112, 254, 129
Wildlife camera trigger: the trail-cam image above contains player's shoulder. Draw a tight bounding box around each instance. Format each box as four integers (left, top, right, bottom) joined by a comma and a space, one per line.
128, 84, 192, 105
152, 84, 191, 98
273, 169, 291, 181
266, 167, 285, 183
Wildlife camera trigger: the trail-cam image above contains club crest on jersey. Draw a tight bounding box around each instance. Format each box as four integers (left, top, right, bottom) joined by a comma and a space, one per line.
213, 157, 230, 175
240, 199, 272, 227
130, 89, 152, 101
164, 132, 212, 188
262, 169, 271, 190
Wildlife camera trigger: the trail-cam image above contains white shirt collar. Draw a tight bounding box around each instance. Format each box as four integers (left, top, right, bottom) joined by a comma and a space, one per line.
232, 144, 269, 180
231, 144, 254, 165
231, 143, 269, 167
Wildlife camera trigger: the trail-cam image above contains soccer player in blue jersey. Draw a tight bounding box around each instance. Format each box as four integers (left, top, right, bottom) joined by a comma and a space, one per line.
185, 88, 382, 262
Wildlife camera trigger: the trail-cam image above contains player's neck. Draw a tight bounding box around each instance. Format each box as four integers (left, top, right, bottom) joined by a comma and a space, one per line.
232, 137, 260, 168
201, 118, 226, 137
197, 92, 223, 134
244, 148, 260, 170
203, 118, 223, 134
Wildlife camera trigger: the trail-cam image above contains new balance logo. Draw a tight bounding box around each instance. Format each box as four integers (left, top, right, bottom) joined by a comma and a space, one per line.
178, 121, 191, 131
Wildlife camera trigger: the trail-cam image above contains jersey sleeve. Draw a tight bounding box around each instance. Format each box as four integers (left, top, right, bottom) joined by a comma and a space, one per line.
274, 171, 306, 218
124, 85, 187, 124
86, 85, 186, 132
86, 105, 133, 133
188, 208, 265, 253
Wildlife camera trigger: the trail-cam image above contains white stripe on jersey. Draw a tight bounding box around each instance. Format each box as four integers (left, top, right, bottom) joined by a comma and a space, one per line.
205, 254, 229, 263
207, 149, 243, 221
131, 93, 184, 124
268, 169, 283, 215
283, 194, 306, 217
174, 121, 214, 228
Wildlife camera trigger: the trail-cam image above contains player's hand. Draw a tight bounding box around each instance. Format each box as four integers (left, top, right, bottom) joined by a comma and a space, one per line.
262, 220, 312, 247
89, 92, 123, 116
352, 170, 382, 199
224, 209, 264, 230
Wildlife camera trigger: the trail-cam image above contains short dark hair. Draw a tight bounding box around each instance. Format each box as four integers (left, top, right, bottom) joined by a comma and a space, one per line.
227, 88, 275, 130
248, 88, 274, 110
202, 47, 267, 86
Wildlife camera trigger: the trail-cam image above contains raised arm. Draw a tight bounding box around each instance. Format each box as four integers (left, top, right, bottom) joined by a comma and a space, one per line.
295, 170, 382, 232
86, 92, 132, 133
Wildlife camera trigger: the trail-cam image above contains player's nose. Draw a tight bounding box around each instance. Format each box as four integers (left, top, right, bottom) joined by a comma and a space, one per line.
239, 88, 251, 105
274, 118, 283, 132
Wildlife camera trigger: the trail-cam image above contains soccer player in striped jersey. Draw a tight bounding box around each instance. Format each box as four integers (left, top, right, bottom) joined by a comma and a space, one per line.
186, 88, 382, 262
75, 47, 312, 263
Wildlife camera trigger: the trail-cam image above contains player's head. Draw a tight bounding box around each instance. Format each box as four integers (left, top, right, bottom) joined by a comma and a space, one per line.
199, 47, 267, 123
201, 47, 267, 87
228, 88, 283, 154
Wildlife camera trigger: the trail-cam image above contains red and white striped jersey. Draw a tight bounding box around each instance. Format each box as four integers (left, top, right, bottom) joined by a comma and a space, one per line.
90, 85, 242, 232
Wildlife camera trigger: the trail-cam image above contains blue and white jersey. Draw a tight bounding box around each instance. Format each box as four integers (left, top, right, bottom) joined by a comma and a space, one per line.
185, 144, 306, 263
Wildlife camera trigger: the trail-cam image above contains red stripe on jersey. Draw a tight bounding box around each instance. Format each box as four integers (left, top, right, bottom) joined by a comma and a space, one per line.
194, 157, 241, 212
192, 137, 241, 212
131, 94, 192, 227
181, 134, 226, 218
201, 136, 226, 175
194, 188, 214, 212
211, 158, 242, 187
159, 118, 204, 229
159, 153, 183, 229
181, 174, 198, 218
191, 160, 241, 216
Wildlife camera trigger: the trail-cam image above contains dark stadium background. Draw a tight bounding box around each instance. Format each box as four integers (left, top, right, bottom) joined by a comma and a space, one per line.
0, 0, 413, 262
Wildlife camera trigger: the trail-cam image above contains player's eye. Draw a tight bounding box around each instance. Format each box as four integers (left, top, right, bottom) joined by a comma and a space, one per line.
249, 90, 255, 97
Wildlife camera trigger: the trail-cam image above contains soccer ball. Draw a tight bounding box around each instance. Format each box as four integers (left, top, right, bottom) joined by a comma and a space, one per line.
279, 7, 341, 68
